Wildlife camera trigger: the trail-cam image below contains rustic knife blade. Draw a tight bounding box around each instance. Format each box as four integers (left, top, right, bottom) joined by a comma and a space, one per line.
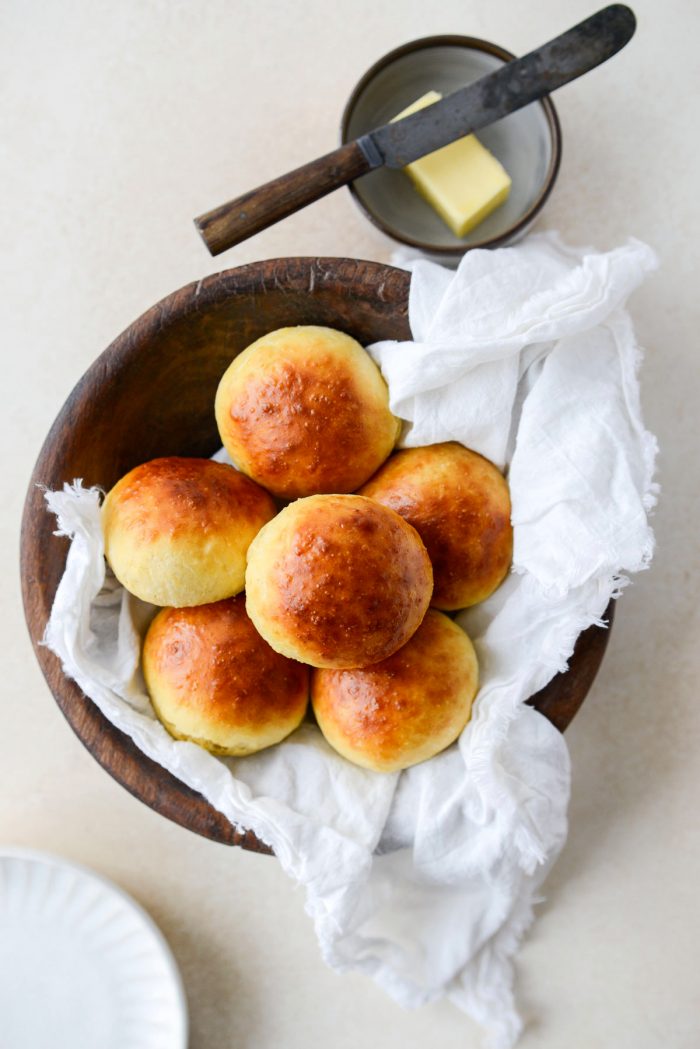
362, 4, 635, 168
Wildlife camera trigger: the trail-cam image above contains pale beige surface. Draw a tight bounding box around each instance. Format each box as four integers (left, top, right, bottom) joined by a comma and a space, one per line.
1, 1, 699, 1046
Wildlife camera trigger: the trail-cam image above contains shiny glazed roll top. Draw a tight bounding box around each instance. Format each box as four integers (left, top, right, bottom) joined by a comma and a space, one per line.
143, 596, 309, 756
102, 456, 276, 607
214, 325, 401, 499
245, 494, 433, 669
311, 610, 479, 772
359, 442, 513, 609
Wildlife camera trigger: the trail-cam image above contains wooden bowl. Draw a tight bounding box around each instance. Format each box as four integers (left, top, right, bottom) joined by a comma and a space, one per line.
20, 258, 613, 855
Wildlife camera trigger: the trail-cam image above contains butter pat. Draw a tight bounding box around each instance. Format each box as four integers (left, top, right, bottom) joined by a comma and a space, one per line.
392, 91, 511, 238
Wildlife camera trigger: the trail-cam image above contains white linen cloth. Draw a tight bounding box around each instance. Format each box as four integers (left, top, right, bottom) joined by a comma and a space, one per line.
43, 233, 658, 1047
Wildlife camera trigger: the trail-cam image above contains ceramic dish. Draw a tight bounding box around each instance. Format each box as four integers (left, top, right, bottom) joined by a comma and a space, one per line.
20, 258, 611, 854
341, 35, 562, 260
0, 848, 187, 1049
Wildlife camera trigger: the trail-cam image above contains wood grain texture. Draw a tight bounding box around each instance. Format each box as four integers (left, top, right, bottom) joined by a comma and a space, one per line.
194, 142, 372, 256
20, 257, 612, 855
527, 600, 615, 731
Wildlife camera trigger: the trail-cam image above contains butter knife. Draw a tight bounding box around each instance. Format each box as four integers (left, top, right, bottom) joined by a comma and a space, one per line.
194, 4, 635, 255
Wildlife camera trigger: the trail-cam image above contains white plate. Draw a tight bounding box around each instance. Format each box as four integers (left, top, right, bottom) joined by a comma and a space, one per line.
0, 848, 188, 1049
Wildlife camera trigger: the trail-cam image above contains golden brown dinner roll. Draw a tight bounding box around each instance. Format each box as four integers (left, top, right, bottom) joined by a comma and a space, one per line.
311, 610, 478, 772
214, 326, 400, 499
102, 457, 276, 607
245, 494, 433, 669
143, 596, 309, 755
358, 442, 512, 610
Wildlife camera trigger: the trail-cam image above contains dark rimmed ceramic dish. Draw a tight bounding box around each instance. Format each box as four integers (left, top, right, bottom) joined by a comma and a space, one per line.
341, 35, 562, 261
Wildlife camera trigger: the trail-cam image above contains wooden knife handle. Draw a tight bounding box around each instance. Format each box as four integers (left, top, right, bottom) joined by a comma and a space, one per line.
194, 140, 372, 256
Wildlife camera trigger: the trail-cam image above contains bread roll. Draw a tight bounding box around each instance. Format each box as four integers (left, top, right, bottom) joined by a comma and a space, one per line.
245, 494, 433, 669
143, 596, 309, 755
311, 610, 478, 772
214, 326, 400, 499
102, 457, 276, 607
359, 442, 512, 609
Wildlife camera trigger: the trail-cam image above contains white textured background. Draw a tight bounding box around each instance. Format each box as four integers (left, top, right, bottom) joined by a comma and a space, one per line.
1, 1, 699, 1046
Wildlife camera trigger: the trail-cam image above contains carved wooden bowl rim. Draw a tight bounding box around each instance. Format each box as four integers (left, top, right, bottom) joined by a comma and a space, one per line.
20, 257, 613, 855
